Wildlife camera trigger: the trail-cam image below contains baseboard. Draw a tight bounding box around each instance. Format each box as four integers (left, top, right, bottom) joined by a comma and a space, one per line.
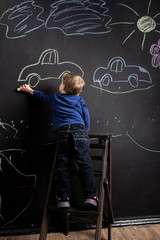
112, 216, 160, 227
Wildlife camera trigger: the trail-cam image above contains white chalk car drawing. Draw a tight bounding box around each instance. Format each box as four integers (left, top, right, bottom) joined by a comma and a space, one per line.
18, 49, 84, 87
93, 57, 152, 88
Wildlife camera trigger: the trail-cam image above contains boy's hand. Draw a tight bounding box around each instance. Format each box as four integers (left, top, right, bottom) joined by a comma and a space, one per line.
17, 84, 34, 95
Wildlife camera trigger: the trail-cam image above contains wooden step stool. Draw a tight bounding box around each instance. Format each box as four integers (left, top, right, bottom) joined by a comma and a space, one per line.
39, 132, 114, 240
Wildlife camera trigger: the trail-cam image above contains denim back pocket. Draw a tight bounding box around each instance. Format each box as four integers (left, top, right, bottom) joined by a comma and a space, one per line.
73, 129, 89, 153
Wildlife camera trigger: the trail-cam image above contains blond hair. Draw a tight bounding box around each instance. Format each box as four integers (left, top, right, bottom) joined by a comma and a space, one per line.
62, 72, 85, 95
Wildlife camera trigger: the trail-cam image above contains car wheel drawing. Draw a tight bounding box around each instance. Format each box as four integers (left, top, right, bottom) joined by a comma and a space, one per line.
26, 73, 40, 88
101, 74, 112, 87
128, 74, 138, 88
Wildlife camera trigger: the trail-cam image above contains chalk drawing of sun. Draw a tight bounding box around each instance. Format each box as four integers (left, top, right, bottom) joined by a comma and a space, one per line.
110, 0, 160, 50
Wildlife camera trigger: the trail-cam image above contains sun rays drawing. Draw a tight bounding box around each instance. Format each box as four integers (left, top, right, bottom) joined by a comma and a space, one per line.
110, 0, 160, 50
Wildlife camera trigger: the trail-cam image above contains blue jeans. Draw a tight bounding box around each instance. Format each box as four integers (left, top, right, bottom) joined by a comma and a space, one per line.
56, 124, 97, 199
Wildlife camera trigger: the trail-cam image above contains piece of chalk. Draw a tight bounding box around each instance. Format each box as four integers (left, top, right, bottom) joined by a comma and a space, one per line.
17, 87, 21, 91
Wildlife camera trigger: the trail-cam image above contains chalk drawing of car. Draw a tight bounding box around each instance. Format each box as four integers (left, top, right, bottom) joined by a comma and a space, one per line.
18, 49, 84, 87
93, 57, 152, 88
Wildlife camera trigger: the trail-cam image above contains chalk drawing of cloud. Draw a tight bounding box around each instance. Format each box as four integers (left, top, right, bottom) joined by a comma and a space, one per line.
45, 0, 112, 35
0, 1, 44, 39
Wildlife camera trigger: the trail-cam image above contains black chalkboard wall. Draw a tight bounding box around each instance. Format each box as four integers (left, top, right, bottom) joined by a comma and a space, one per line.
0, 0, 160, 232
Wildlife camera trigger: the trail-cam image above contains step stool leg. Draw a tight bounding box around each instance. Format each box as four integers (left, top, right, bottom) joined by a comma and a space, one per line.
65, 212, 70, 235
104, 180, 114, 223
95, 212, 103, 240
108, 223, 111, 240
39, 207, 51, 240
39, 147, 57, 240
95, 185, 105, 240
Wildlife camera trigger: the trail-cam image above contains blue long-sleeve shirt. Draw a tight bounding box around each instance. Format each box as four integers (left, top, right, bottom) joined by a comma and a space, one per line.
33, 90, 90, 132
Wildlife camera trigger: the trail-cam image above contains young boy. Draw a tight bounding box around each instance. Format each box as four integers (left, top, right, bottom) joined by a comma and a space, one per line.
18, 72, 98, 208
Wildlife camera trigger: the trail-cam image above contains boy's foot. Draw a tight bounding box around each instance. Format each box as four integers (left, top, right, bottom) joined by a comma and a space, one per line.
57, 197, 70, 208
83, 196, 98, 208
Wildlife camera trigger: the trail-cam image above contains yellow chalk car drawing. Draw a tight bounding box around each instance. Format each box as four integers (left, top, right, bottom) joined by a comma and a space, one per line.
18, 49, 84, 87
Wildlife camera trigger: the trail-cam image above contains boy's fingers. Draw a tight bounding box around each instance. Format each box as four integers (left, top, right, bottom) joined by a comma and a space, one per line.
17, 84, 29, 91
